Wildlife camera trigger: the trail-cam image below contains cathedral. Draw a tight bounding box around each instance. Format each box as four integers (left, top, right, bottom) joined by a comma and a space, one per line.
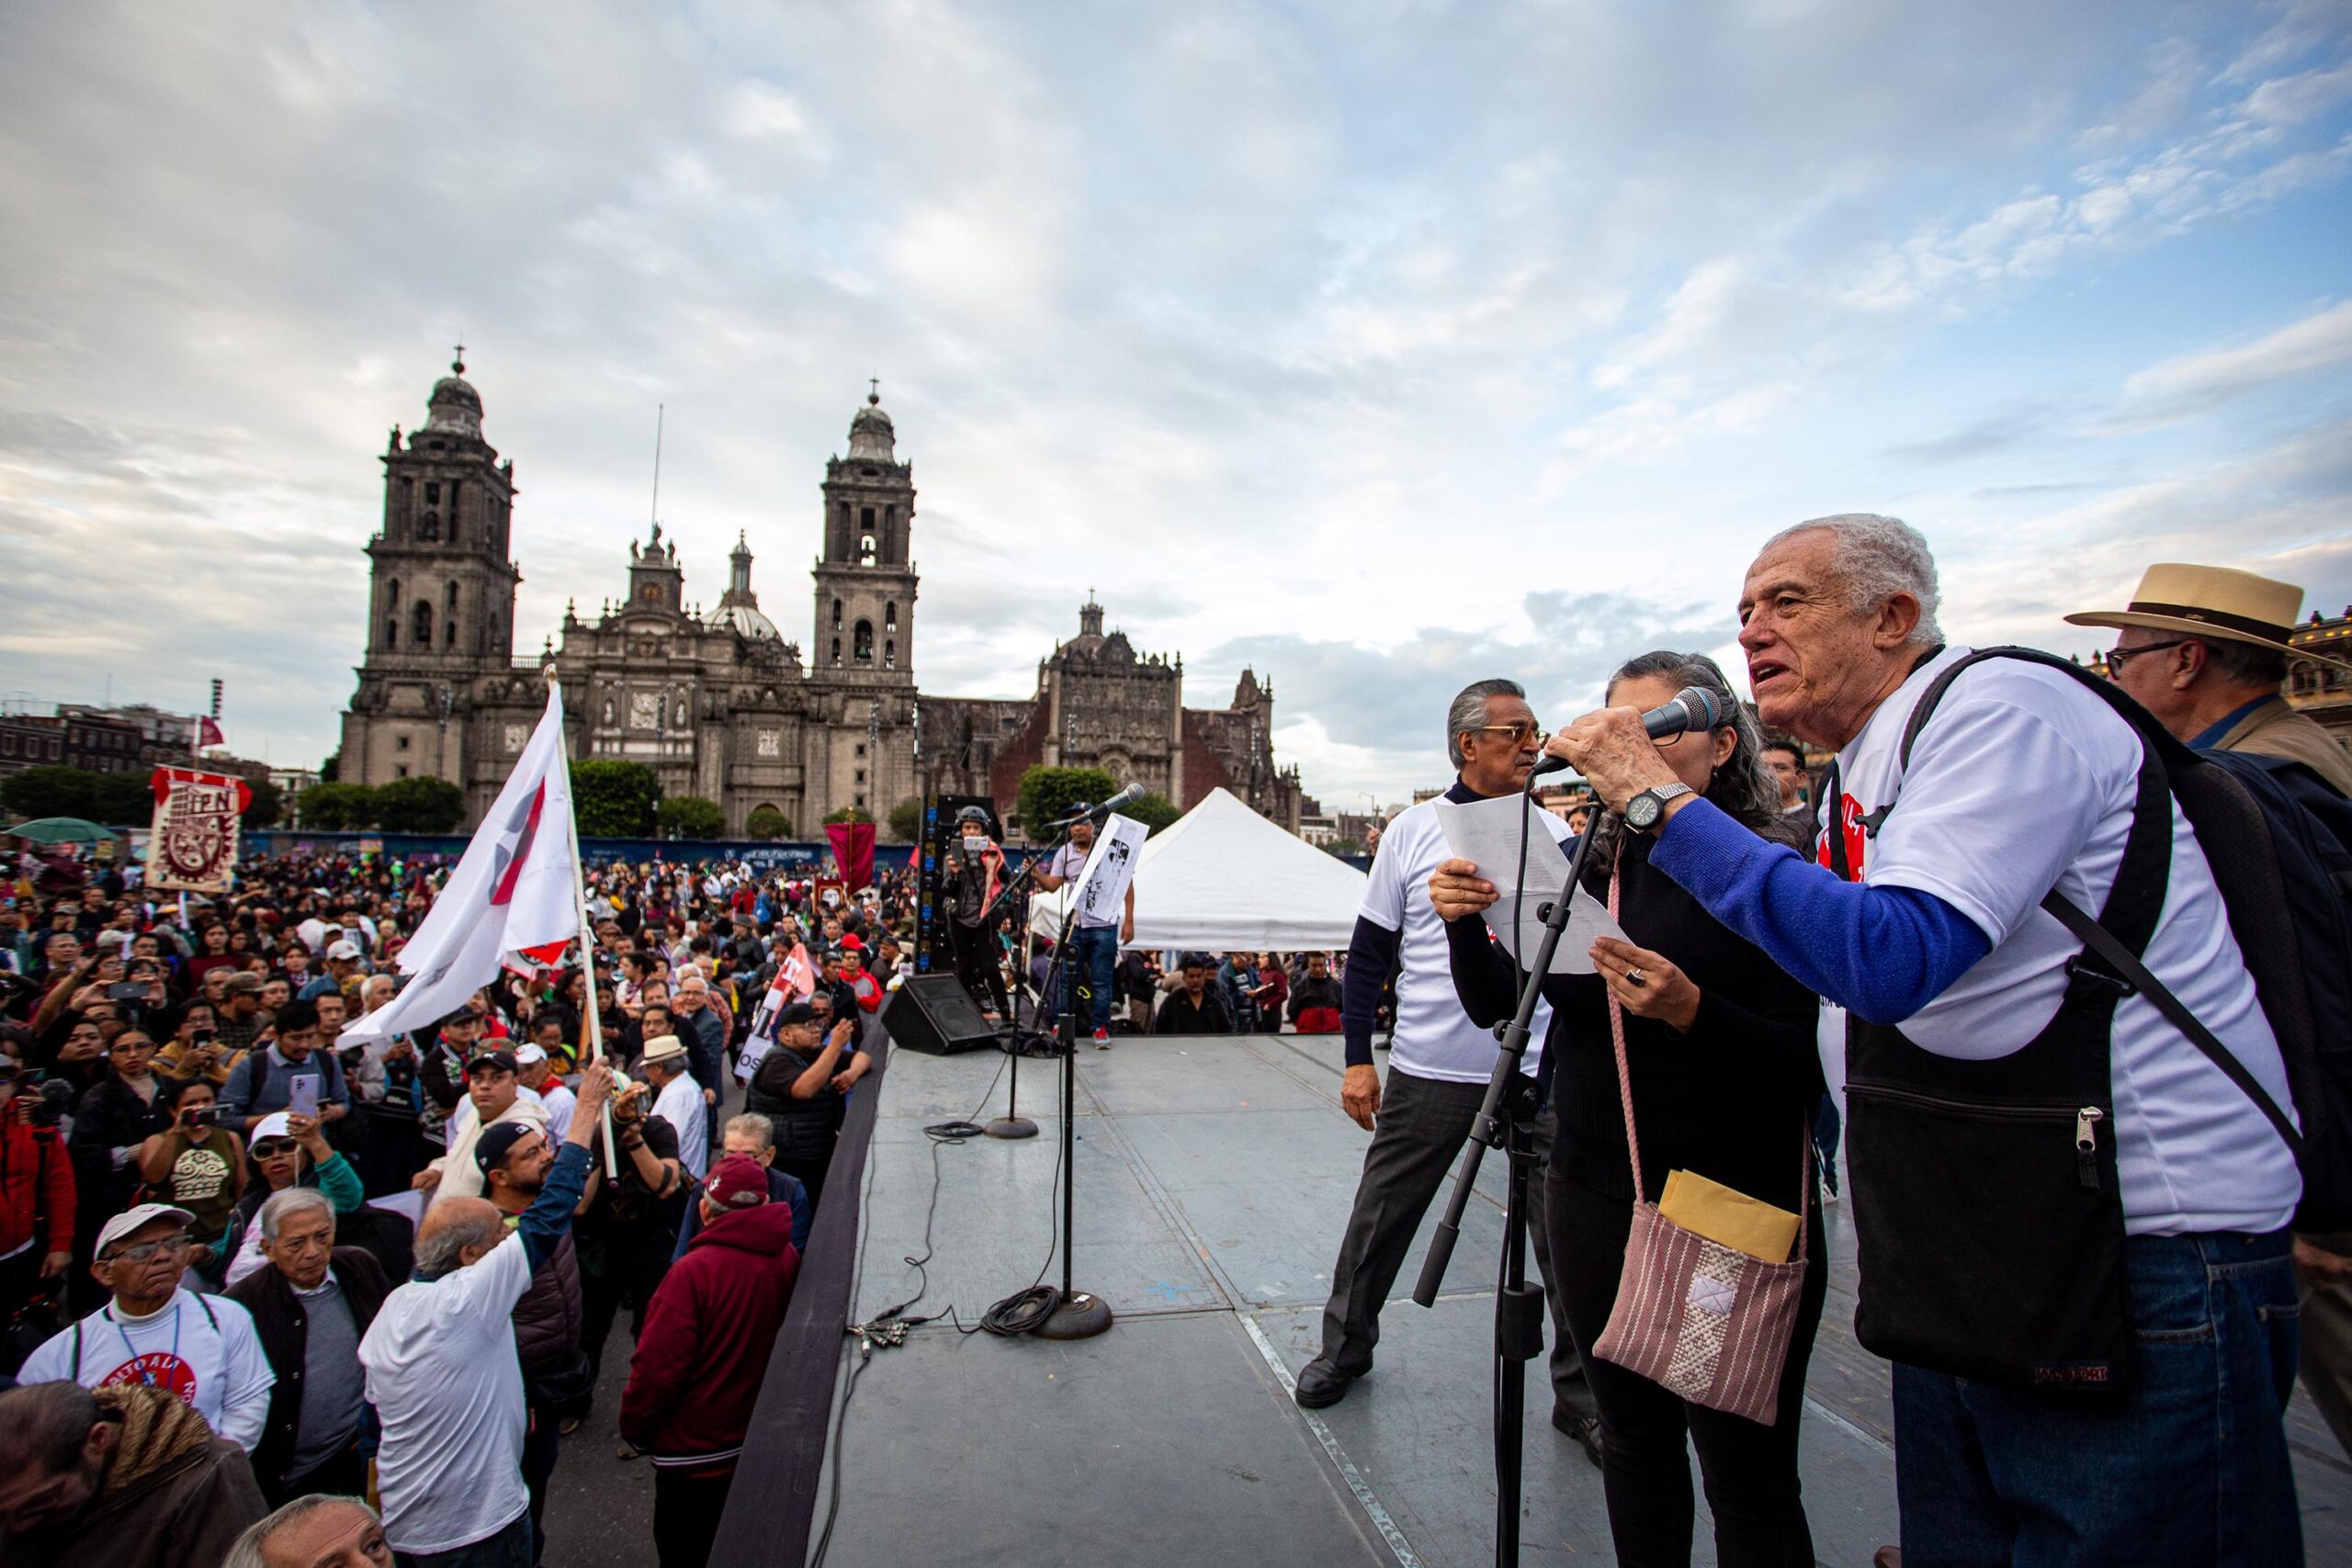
337, 359, 1299, 836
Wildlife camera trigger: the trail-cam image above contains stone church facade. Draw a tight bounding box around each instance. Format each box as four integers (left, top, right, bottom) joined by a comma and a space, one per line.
339, 361, 1298, 835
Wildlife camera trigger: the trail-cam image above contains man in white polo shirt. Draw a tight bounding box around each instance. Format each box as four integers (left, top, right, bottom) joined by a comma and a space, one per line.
1295, 678, 1599, 1457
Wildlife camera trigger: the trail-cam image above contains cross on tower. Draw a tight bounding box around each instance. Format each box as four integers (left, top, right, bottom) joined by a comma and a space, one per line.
451, 341, 466, 375
868, 376, 880, 405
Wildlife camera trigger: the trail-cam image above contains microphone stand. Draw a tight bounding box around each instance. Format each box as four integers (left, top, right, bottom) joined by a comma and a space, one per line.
971, 834, 1057, 1140
1411, 795, 1609, 1568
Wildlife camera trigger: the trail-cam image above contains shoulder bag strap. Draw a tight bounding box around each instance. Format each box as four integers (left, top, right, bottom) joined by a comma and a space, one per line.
2037, 889, 2302, 1155
1604, 865, 1645, 1206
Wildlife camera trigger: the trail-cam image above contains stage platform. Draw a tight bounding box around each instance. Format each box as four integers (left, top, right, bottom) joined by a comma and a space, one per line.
808, 1030, 2352, 1567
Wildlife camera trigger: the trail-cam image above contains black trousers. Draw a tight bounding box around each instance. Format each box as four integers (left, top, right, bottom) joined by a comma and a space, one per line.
264, 1438, 367, 1510
1311, 1067, 1594, 1419
654, 1467, 736, 1568
581, 1240, 673, 1384
949, 919, 1010, 1020
1548, 1175, 1826, 1568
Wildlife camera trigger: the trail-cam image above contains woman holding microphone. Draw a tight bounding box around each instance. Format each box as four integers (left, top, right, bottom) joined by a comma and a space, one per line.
1430, 650, 1825, 1568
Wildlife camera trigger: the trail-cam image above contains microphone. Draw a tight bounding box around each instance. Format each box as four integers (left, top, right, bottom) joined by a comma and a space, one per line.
1530, 686, 1724, 777
1054, 783, 1147, 826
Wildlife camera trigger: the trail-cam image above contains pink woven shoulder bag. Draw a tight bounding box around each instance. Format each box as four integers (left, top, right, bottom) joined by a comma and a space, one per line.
1588, 867, 1811, 1426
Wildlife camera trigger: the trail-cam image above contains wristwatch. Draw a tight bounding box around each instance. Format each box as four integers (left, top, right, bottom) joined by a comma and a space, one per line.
1623, 782, 1695, 834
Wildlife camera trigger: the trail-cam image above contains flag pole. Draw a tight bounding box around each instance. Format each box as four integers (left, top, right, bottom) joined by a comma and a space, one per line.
546, 666, 619, 1178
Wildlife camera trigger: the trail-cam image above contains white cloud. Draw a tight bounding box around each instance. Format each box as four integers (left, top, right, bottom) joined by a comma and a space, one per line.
2122, 299, 2352, 415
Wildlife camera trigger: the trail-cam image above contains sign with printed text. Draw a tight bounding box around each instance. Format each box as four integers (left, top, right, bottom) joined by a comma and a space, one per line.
148, 766, 252, 894
1069, 814, 1146, 931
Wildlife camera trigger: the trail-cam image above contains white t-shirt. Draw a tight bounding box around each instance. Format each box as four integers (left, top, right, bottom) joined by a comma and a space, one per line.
653, 1072, 709, 1180
1361, 792, 1563, 1083
537, 1081, 576, 1142
1828, 647, 2301, 1235
20, 1288, 276, 1450
360, 1232, 535, 1556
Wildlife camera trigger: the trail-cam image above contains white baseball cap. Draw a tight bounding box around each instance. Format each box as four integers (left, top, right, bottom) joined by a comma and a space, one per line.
327, 939, 364, 961
514, 1043, 549, 1066
96, 1202, 196, 1258
251, 1112, 294, 1143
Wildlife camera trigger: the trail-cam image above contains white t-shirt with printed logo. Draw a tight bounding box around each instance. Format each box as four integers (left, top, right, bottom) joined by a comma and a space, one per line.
20, 1288, 276, 1450
1824, 646, 2301, 1236
1362, 792, 1565, 1084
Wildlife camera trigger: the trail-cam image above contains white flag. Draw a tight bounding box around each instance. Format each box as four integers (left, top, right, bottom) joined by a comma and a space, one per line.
343, 688, 580, 1045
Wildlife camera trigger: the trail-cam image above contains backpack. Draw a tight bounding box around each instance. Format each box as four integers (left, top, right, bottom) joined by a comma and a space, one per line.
1885, 649, 2352, 1230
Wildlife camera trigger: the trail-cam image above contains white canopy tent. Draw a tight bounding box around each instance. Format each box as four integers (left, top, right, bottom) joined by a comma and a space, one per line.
1026, 786, 1369, 953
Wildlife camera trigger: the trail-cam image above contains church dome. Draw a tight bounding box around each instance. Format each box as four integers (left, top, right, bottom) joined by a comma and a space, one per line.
424, 352, 483, 438
846, 385, 896, 462
707, 602, 783, 641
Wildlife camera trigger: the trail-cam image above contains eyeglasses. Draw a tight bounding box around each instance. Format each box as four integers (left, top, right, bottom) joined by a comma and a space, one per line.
2106, 639, 2190, 674
103, 1237, 186, 1266
1474, 722, 1549, 745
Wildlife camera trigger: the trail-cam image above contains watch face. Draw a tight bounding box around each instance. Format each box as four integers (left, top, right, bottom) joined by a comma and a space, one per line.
1626, 792, 1661, 829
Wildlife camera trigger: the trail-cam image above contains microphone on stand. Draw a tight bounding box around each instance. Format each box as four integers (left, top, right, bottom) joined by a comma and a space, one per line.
1050, 783, 1147, 827
1530, 686, 1724, 778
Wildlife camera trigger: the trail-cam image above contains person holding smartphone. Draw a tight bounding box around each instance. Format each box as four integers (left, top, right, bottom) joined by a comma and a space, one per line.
137, 1078, 247, 1277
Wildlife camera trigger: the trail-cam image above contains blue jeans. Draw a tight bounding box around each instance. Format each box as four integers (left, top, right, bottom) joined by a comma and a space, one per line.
1891, 1228, 2301, 1567
1062, 926, 1118, 1033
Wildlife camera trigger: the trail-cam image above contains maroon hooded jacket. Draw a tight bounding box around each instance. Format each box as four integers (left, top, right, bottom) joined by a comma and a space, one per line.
617, 1199, 800, 1472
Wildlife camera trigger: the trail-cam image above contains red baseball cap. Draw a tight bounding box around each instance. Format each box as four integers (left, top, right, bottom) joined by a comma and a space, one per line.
704, 1155, 770, 1212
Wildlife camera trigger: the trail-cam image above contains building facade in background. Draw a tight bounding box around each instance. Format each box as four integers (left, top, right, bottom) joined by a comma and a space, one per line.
337, 364, 1304, 835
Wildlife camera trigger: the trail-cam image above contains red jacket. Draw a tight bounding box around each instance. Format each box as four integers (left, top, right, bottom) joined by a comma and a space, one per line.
0, 1097, 75, 1259
618, 1201, 799, 1470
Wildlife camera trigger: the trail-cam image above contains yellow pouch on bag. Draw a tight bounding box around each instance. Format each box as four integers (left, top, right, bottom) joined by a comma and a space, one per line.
1657, 1169, 1801, 1264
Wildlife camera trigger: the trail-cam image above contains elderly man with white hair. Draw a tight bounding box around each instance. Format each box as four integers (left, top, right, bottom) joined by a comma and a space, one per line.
223, 1494, 391, 1568
1552, 514, 2303, 1567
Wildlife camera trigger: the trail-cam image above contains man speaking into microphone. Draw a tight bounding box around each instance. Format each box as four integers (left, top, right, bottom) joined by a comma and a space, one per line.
1294, 677, 1600, 1460
1035, 791, 1141, 1049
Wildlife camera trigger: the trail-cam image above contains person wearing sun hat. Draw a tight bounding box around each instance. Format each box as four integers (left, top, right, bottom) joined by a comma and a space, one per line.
2067, 561, 2352, 795
639, 1035, 708, 1182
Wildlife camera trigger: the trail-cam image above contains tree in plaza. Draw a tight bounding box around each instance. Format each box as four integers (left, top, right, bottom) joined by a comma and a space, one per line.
658, 795, 725, 840
1015, 766, 1115, 840
318, 750, 340, 784
885, 797, 923, 842
1124, 792, 1182, 837
0, 766, 96, 821
89, 773, 154, 828
241, 776, 284, 830
822, 806, 872, 826
744, 805, 792, 841
372, 776, 466, 833
569, 761, 658, 838
297, 784, 377, 830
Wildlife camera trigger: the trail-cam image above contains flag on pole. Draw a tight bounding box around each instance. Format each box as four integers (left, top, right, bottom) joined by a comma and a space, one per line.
196, 716, 225, 750
342, 688, 579, 1045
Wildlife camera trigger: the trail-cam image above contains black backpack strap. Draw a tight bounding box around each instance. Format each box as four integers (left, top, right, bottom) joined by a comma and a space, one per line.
2038, 889, 2302, 1154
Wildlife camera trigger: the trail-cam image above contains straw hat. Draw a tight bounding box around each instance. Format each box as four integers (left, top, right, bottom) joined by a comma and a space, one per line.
2065, 563, 2336, 663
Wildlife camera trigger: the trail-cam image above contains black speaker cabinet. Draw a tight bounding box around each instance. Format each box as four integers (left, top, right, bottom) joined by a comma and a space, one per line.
885, 974, 1003, 1055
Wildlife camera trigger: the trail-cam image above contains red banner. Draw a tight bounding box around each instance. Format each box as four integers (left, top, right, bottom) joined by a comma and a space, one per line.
824, 821, 876, 892
148, 767, 253, 894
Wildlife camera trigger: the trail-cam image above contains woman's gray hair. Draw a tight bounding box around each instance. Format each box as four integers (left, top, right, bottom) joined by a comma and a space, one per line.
222, 1495, 381, 1568
1446, 678, 1527, 768
1763, 513, 1942, 646
258, 1185, 335, 1244
413, 1208, 503, 1280
1582, 650, 1810, 882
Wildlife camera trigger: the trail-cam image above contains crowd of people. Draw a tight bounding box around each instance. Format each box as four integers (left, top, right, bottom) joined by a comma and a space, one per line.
0, 850, 910, 1565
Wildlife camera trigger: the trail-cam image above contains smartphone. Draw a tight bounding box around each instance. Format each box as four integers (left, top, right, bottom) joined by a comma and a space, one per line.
183, 1105, 218, 1128
107, 981, 148, 1001
288, 1073, 320, 1120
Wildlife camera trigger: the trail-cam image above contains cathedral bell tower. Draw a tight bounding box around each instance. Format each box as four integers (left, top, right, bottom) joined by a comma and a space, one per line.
814, 384, 918, 685
341, 352, 524, 799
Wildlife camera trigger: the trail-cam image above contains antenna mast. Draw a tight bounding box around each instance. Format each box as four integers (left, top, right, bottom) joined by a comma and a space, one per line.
650, 404, 665, 528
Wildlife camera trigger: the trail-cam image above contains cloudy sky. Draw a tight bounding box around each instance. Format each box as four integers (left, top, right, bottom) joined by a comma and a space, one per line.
3, 1, 2348, 805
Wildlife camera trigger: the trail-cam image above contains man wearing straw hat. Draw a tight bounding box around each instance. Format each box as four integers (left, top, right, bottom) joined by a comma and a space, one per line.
2069, 562, 2352, 1461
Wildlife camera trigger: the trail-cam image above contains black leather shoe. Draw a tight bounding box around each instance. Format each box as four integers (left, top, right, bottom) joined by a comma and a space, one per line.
1293, 1361, 1357, 1409
1552, 1407, 1603, 1467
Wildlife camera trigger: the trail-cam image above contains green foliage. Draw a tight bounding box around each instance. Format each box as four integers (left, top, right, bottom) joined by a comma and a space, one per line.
372, 775, 466, 833
1015, 767, 1115, 840
318, 750, 340, 784
90, 773, 154, 827
570, 761, 658, 838
2, 766, 96, 821
885, 797, 923, 843
1123, 792, 1182, 836
297, 783, 377, 830
241, 776, 284, 830
744, 805, 793, 841
658, 795, 725, 840
822, 806, 873, 826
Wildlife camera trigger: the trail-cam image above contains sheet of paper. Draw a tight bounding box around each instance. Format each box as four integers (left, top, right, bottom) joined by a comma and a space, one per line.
367, 1189, 427, 1227
1069, 814, 1147, 931
1432, 794, 1627, 974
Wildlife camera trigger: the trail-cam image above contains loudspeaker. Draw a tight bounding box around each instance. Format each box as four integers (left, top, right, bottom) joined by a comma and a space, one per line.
885, 975, 1004, 1055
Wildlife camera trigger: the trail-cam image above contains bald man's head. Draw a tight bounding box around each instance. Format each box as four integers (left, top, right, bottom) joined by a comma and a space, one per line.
413, 1197, 504, 1279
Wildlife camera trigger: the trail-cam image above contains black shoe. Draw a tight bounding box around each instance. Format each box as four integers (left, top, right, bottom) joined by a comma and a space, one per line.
1552, 1407, 1603, 1467
1293, 1360, 1357, 1409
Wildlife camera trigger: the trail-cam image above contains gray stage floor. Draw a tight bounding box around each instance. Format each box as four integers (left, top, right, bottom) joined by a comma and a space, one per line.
812, 1030, 2352, 1567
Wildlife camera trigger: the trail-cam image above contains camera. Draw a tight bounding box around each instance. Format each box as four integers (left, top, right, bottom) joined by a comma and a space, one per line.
107, 980, 149, 1001
182, 1105, 219, 1128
